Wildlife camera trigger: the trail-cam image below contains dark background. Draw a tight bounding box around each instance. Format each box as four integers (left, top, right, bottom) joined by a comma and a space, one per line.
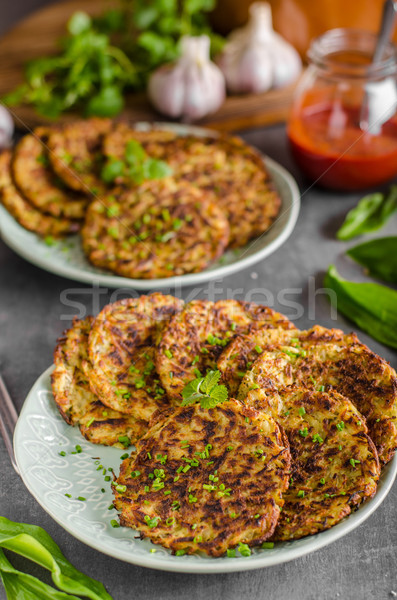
0, 0, 53, 36
1, 3, 397, 600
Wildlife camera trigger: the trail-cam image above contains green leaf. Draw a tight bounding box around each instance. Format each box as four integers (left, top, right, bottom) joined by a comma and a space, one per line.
210, 385, 228, 403
181, 378, 203, 402
200, 396, 221, 409
101, 160, 124, 184
85, 85, 124, 117
201, 370, 221, 395
337, 187, 397, 240
0, 548, 80, 599
181, 370, 228, 409
324, 265, 397, 349
137, 31, 170, 60
143, 158, 173, 180
185, 0, 216, 14
347, 236, 397, 284
0, 517, 112, 600
125, 140, 146, 165
67, 12, 92, 36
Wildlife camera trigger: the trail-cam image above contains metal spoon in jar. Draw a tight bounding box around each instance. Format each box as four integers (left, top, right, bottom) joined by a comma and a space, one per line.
359, 0, 397, 132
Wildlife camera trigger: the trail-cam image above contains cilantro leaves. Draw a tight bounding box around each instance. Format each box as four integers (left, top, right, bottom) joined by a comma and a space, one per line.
182, 370, 228, 409
101, 139, 173, 185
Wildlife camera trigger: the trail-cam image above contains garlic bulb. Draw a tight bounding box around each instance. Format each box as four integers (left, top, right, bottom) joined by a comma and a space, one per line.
0, 105, 14, 150
148, 35, 226, 121
217, 2, 302, 94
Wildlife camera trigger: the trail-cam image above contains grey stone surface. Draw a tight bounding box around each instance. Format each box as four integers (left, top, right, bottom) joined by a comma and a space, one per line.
0, 122, 396, 599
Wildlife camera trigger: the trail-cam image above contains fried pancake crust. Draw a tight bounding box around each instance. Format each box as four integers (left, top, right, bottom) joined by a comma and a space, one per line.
12, 130, 87, 219
238, 325, 397, 464
87, 294, 183, 430
47, 118, 111, 195
244, 387, 380, 540
51, 317, 146, 447
81, 179, 230, 278
0, 151, 80, 238
217, 321, 295, 396
113, 400, 291, 556
157, 300, 290, 400
103, 124, 281, 247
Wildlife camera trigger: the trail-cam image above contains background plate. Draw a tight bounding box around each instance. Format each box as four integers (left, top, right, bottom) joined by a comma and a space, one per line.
0, 123, 300, 289
14, 366, 397, 574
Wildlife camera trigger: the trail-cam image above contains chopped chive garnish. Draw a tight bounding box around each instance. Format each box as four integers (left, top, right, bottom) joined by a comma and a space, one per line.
297, 490, 305, 498
238, 543, 251, 557
164, 349, 173, 359
298, 407, 306, 417
64, 493, 72, 498
262, 542, 274, 549
110, 520, 120, 528
59, 451, 66, 457
77, 496, 86, 501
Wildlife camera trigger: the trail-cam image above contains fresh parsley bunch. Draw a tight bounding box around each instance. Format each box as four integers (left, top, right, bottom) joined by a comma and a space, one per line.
4, 12, 137, 119
3, 0, 225, 119
182, 370, 228, 409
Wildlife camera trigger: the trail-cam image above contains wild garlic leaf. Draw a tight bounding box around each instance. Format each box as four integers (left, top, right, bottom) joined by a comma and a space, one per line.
324, 265, 397, 349
347, 236, 397, 284
337, 187, 397, 240
0, 517, 112, 599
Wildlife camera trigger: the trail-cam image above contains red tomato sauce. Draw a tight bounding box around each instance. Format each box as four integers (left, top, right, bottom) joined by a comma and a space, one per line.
288, 103, 397, 190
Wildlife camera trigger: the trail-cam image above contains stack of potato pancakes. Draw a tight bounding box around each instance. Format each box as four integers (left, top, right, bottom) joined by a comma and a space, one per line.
0, 118, 280, 278
52, 293, 396, 556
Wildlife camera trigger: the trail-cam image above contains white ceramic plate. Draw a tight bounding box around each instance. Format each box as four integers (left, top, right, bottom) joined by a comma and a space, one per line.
14, 366, 397, 574
0, 124, 300, 289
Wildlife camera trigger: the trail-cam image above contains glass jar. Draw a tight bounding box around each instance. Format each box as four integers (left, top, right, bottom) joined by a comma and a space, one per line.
287, 28, 397, 190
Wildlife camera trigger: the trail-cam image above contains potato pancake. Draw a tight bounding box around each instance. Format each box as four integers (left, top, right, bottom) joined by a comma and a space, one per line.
12, 130, 88, 219
0, 151, 80, 238
113, 400, 291, 556
81, 179, 229, 279
238, 325, 397, 464
52, 317, 146, 447
103, 125, 281, 247
244, 387, 380, 540
157, 300, 288, 400
47, 118, 111, 195
87, 294, 183, 430
217, 319, 295, 396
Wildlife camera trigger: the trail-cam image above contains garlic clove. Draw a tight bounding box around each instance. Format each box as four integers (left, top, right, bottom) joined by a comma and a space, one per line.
271, 34, 302, 89
217, 1, 302, 95
148, 35, 225, 121
0, 105, 14, 150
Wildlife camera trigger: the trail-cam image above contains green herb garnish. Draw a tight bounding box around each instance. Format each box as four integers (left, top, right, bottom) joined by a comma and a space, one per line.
181, 370, 228, 409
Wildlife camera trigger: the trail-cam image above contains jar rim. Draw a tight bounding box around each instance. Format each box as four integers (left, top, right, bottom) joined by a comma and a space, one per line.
307, 28, 397, 79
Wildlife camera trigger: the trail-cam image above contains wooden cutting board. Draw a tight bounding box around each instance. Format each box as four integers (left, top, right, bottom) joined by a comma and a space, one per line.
0, 0, 299, 132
